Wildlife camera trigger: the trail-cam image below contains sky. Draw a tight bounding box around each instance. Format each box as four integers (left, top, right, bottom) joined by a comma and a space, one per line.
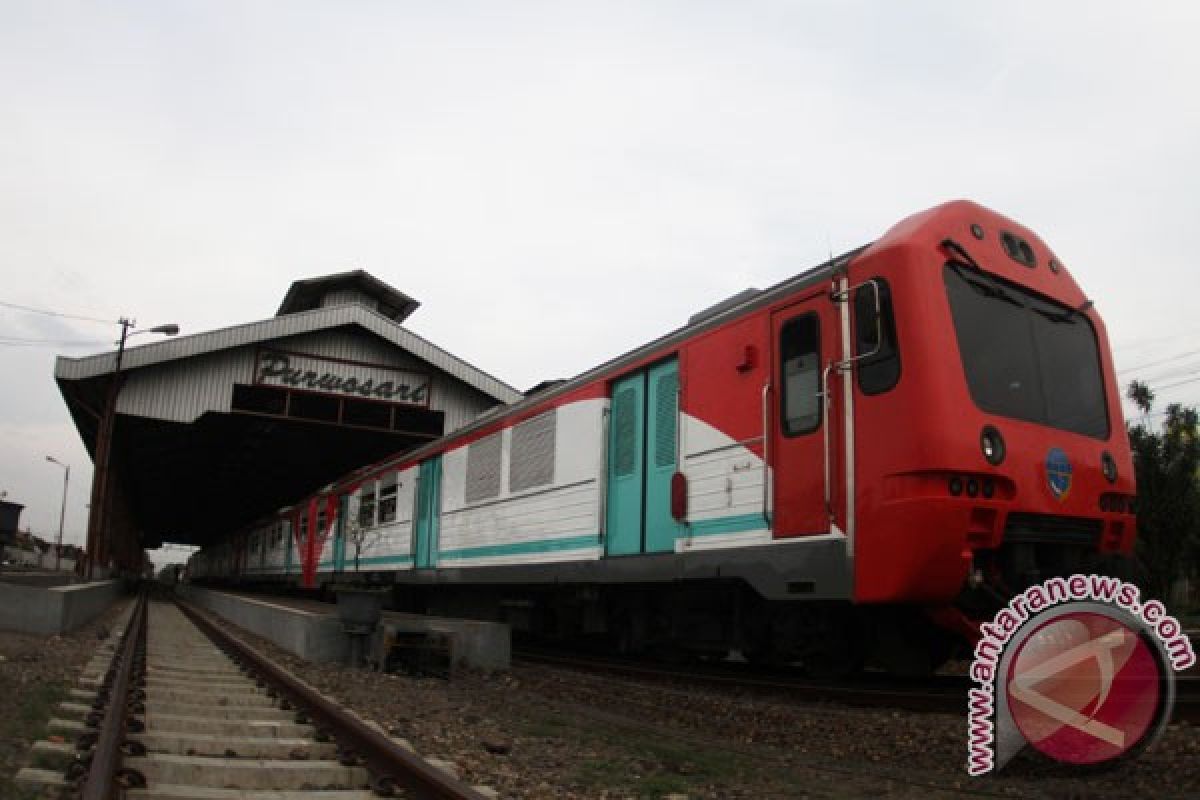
1, 1, 1198, 562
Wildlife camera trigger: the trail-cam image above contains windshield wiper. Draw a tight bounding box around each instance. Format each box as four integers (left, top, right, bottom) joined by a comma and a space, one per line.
1031, 299, 1093, 325
942, 238, 1024, 308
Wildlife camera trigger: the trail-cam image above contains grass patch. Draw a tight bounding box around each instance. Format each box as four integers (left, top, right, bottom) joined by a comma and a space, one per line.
575, 759, 694, 798
513, 714, 573, 739
516, 706, 752, 798
0, 680, 69, 799
13, 682, 68, 738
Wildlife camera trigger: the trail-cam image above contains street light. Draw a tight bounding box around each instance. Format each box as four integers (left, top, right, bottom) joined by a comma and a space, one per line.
45, 456, 69, 572
84, 317, 180, 579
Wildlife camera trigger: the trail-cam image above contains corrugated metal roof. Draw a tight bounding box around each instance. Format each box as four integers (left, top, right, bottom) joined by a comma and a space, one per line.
53, 304, 522, 405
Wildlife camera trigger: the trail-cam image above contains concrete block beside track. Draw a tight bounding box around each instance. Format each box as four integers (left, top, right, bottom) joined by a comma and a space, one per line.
179, 587, 349, 663
375, 613, 511, 672
180, 587, 512, 670
0, 578, 123, 634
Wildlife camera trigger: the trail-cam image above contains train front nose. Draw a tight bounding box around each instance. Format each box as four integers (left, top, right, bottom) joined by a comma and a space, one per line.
967, 437, 1136, 604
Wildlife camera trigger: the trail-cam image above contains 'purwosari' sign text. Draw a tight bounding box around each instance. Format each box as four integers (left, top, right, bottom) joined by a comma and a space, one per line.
255, 350, 430, 407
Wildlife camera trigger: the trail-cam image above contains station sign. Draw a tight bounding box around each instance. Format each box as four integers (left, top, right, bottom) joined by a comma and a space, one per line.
254, 349, 431, 408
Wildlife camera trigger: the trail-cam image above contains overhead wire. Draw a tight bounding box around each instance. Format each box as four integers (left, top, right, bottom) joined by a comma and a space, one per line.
1152, 374, 1200, 392
1116, 348, 1200, 376
0, 298, 115, 325
0, 334, 110, 347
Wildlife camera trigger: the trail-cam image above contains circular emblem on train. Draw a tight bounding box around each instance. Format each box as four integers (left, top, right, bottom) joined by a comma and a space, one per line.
1005, 610, 1166, 766
1046, 448, 1072, 501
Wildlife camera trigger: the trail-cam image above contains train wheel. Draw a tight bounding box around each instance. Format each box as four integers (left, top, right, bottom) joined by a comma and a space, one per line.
771, 604, 864, 678
798, 633, 865, 678
611, 611, 649, 656
868, 608, 956, 677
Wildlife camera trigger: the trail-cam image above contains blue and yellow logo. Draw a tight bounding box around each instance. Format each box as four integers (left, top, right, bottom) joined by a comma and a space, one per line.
1046, 448, 1072, 501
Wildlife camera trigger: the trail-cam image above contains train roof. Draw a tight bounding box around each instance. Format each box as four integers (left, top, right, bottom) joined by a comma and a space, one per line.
329, 241, 870, 491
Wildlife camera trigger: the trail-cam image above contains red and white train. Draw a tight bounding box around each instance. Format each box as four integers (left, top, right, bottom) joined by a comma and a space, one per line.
190, 200, 1137, 674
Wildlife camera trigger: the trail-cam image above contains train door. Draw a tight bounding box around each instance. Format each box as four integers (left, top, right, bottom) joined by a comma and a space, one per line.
769, 299, 840, 537
414, 456, 442, 569
333, 494, 348, 572
284, 513, 295, 574
605, 359, 685, 555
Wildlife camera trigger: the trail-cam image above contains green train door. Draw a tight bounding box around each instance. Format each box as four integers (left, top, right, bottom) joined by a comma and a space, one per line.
605, 359, 684, 555
333, 495, 348, 572
414, 456, 442, 569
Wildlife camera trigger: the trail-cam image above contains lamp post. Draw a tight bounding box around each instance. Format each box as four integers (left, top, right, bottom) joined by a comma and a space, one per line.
45, 456, 69, 572
84, 318, 179, 579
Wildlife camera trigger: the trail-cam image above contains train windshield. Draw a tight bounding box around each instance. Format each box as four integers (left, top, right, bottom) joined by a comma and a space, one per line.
943, 264, 1110, 439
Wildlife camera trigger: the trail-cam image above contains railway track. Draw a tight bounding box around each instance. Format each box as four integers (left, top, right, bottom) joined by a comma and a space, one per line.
17, 591, 496, 799
515, 646, 1200, 723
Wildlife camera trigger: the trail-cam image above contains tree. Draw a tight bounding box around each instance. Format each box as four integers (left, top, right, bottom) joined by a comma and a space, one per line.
342, 492, 384, 575
1126, 380, 1200, 605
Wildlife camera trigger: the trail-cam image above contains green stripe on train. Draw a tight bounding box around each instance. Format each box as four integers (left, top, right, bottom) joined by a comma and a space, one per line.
438, 534, 602, 561
311, 514, 764, 569
686, 513, 767, 537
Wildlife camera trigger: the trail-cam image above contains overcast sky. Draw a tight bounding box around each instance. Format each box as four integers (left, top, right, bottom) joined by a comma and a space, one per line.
2, 1, 1198, 560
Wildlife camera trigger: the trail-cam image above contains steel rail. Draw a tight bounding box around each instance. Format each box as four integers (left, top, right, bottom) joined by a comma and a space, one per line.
515, 648, 1200, 723
81, 589, 148, 800
174, 598, 491, 800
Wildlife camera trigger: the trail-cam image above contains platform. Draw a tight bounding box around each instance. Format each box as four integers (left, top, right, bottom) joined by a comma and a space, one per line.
0, 579, 124, 634
178, 587, 510, 671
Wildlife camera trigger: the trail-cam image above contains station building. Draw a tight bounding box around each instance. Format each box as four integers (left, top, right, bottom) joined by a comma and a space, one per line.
54, 271, 521, 572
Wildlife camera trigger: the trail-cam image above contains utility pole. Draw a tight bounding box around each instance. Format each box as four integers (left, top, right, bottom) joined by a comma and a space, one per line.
83, 318, 178, 579
46, 456, 69, 572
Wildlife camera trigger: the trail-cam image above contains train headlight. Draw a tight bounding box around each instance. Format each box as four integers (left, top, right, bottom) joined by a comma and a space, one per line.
980, 426, 1006, 466
1101, 451, 1118, 483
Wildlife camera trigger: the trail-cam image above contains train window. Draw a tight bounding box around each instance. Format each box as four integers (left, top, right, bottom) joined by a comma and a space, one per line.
379, 475, 398, 523
943, 264, 1109, 438
466, 432, 503, 504
299, 514, 308, 540
359, 483, 377, 528
317, 505, 328, 534
780, 313, 821, 436
510, 410, 557, 492
854, 278, 901, 395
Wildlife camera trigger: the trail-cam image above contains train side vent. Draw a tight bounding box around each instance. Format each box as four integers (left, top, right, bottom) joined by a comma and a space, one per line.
465, 432, 503, 504
654, 371, 679, 468
511, 410, 557, 492
613, 388, 638, 477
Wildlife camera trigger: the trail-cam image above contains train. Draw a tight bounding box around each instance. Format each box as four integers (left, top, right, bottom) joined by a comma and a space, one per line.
189, 199, 1138, 676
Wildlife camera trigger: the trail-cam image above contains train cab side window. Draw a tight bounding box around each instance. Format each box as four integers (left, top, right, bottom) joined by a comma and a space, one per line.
854, 278, 900, 395
359, 483, 377, 529
378, 475, 398, 523
781, 313, 822, 436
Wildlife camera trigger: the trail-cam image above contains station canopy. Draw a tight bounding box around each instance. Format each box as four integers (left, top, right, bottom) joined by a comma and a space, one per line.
55, 271, 522, 550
